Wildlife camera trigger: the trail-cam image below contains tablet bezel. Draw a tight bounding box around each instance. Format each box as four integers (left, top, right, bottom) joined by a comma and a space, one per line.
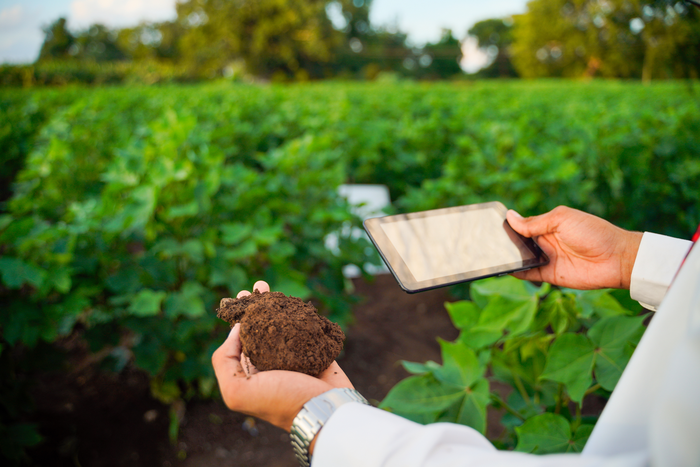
363, 201, 549, 293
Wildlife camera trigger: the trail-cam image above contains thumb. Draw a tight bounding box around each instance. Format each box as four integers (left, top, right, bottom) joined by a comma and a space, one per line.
212, 324, 243, 375
223, 323, 243, 359
507, 209, 558, 239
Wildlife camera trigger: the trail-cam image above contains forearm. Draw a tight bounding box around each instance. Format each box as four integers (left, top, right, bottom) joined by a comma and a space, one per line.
312, 403, 495, 467
312, 404, 646, 467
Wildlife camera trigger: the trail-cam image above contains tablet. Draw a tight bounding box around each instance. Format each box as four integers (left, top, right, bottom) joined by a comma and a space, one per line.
363, 202, 549, 293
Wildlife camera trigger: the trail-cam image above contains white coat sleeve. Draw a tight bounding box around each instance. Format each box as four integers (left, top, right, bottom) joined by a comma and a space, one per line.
312, 403, 647, 467
629, 232, 691, 310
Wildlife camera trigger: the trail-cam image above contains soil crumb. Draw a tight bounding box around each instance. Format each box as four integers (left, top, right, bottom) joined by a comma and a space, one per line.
217, 291, 344, 376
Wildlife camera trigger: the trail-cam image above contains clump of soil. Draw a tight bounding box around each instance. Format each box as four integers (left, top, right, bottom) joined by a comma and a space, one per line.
217, 291, 344, 376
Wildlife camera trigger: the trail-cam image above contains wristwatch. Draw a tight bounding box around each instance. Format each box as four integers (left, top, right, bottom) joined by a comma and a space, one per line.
290, 387, 369, 467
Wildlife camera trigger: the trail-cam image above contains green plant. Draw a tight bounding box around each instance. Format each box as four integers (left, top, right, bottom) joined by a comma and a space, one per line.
0, 81, 697, 461
380, 276, 645, 452
0, 87, 376, 456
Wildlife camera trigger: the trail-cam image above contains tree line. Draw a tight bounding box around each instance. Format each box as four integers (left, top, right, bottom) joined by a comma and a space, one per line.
13, 0, 700, 84
34, 0, 462, 82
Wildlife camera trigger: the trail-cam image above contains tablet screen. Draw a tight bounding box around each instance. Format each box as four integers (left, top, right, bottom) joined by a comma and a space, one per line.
380, 209, 535, 282
364, 202, 548, 293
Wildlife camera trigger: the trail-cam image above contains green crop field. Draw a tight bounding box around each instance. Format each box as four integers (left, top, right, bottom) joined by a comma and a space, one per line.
1, 80, 699, 458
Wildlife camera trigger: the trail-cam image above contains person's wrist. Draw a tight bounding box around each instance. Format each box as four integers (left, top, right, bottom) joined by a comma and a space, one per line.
290, 388, 368, 467
309, 434, 319, 456
619, 230, 643, 289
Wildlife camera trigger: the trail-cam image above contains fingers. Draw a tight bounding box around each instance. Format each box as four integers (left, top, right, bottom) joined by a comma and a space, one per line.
506, 209, 530, 237
226, 324, 242, 358
510, 268, 544, 283
212, 324, 244, 381
507, 206, 572, 239
219, 369, 335, 431
241, 352, 259, 377
237, 280, 271, 298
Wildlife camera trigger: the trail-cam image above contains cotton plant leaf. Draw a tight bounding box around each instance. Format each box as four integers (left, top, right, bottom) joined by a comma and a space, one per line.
538, 290, 578, 335
379, 374, 465, 414
540, 333, 595, 403
274, 279, 311, 300
445, 300, 480, 330
400, 360, 441, 375
0, 257, 46, 289
588, 314, 646, 349
458, 327, 503, 350
589, 315, 646, 390
571, 424, 594, 452
515, 413, 572, 454
471, 275, 536, 309
164, 281, 206, 318
433, 339, 484, 389
594, 345, 634, 391
566, 289, 630, 318
128, 289, 167, 317
455, 378, 490, 434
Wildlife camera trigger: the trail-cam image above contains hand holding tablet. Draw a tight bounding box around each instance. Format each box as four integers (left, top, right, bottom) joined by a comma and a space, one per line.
363, 202, 549, 293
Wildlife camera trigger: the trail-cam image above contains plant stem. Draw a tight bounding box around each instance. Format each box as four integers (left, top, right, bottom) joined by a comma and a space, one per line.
511, 370, 531, 404
584, 383, 601, 396
571, 403, 582, 432
555, 383, 564, 414
490, 393, 526, 421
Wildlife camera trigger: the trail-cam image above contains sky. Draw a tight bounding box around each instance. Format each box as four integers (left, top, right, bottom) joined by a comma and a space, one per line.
0, 0, 528, 71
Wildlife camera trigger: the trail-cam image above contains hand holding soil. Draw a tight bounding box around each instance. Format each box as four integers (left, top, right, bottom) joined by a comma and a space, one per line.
216, 283, 345, 377
211, 281, 354, 433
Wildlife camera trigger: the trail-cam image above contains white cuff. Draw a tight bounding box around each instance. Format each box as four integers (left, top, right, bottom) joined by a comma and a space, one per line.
630, 233, 691, 310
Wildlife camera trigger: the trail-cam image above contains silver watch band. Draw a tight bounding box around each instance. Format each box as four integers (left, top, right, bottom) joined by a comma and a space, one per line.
290, 388, 369, 467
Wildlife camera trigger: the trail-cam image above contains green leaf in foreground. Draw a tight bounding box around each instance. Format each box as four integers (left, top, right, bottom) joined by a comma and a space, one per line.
445, 300, 479, 330
379, 374, 464, 414
568, 289, 631, 318
477, 295, 537, 336
433, 339, 483, 388
470, 275, 535, 307
455, 378, 490, 434
589, 315, 645, 390
400, 360, 441, 375
540, 333, 595, 403
515, 413, 592, 454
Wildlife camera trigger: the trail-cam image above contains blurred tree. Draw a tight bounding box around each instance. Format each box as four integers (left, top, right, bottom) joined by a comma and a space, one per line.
31, 0, 480, 81
38, 18, 75, 61
176, 0, 341, 79
71, 25, 127, 62
116, 22, 184, 61
511, 0, 700, 80
468, 18, 518, 78
333, 26, 414, 79
326, 0, 404, 78
417, 29, 464, 79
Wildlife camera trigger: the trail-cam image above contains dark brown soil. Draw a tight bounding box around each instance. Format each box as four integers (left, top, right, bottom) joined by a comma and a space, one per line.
216, 291, 344, 376
24, 275, 556, 467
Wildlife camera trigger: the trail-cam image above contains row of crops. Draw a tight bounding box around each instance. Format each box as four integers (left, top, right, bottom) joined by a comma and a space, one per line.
1, 80, 699, 458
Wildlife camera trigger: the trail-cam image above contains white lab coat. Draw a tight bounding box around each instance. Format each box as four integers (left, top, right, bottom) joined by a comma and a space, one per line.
313, 232, 697, 467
